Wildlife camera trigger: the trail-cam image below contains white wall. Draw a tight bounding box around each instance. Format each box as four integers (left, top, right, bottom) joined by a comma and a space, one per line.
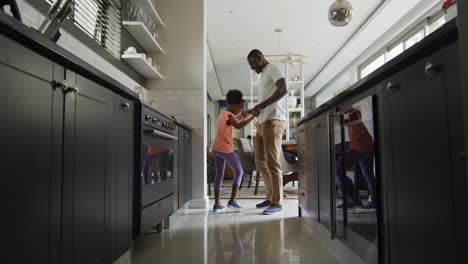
15, 0, 147, 99
145, 0, 207, 208
206, 96, 218, 146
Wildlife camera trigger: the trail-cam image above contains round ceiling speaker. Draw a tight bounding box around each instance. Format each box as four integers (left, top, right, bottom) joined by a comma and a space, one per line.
329, 0, 353, 27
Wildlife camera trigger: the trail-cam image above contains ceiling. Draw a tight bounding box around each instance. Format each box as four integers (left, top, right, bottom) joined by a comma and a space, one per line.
207, 0, 385, 100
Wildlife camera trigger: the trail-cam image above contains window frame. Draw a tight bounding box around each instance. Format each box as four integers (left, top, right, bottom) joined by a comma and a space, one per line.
357, 10, 446, 81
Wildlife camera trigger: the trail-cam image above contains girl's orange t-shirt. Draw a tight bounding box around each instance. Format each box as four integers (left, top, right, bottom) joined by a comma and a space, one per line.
212, 111, 236, 153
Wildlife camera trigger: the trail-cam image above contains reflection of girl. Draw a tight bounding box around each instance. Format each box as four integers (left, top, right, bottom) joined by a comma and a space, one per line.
336, 108, 377, 210
142, 146, 171, 184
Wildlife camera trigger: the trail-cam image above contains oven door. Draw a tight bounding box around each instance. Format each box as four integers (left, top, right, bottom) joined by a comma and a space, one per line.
141, 127, 177, 207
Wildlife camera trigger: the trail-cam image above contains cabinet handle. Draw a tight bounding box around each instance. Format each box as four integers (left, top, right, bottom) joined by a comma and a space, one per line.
313, 123, 321, 128
300, 192, 305, 197
62, 83, 79, 95
121, 102, 130, 108
425, 62, 440, 75
298, 129, 304, 134
184, 134, 189, 138
386, 82, 399, 93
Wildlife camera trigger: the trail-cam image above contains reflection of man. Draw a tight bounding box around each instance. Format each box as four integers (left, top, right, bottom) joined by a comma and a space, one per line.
254, 219, 284, 263
336, 108, 377, 210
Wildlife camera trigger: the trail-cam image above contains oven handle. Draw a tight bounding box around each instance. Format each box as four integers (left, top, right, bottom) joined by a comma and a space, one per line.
145, 129, 179, 140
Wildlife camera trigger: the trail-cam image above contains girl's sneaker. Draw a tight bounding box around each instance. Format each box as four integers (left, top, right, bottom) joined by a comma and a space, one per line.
213, 204, 225, 213
228, 200, 242, 211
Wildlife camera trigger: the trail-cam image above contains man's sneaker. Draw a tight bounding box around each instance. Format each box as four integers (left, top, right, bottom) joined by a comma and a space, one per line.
213, 204, 225, 213
256, 200, 272, 208
354, 203, 377, 213
263, 205, 283, 215
228, 200, 242, 211
336, 200, 363, 210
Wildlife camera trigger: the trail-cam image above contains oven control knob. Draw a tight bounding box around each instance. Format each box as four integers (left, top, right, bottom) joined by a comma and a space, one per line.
145, 115, 151, 121
163, 121, 167, 127
152, 118, 157, 123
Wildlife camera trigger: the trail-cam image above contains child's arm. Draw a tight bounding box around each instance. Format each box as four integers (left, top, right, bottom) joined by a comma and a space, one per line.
227, 114, 256, 129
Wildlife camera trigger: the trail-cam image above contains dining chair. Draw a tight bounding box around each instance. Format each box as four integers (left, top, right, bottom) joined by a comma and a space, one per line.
234, 138, 256, 190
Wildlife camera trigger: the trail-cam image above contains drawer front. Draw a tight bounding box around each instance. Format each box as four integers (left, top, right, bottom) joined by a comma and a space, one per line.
297, 124, 307, 146
298, 167, 308, 189
298, 187, 308, 210
142, 179, 174, 207
141, 195, 173, 234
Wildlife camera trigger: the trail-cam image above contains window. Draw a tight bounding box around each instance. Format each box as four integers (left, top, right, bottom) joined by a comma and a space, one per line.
427, 15, 446, 35
358, 11, 447, 80
404, 29, 425, 50
387, 42, 404, 61
360, 54, 385, 79
45, 0, 122, 58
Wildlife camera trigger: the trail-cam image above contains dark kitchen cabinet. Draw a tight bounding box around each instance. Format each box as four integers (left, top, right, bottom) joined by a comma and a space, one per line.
1, 24, 135, 264
297, 112, 331, 226
178, 126, 192, 208
296, 121, 319, 221
317, 113, 332, 230
305, 120, 320, 220
112, 96, 134, 260
61, 71, 115, 264
377, 42, 462, 264
0, 35, 63, 264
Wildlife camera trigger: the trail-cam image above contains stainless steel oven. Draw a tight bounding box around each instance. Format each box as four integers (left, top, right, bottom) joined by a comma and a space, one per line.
134, 104, 178, 237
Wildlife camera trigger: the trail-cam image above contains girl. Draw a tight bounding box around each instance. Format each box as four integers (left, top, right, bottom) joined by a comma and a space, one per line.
211, 89, 258, 212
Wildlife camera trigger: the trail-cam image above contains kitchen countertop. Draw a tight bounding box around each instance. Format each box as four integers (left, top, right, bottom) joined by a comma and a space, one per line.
297, 19, 458, 126
0, 12, 138, 101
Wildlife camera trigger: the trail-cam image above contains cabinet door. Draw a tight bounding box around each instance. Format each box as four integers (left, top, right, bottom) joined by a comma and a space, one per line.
380, 44, 457, 264
0, 35, 63, 264
306, 121, 320, 221
112, 95, 134, 260
185, 131, 192, 203
178, 128, 187, 208
317, 113, 332, 230
62, 72, 114, 264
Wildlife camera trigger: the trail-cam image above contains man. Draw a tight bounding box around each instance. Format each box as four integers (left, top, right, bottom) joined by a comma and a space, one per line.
246, 49, 288, 215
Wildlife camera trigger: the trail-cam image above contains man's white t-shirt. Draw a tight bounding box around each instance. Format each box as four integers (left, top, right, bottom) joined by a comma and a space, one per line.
258, 63, 287, 124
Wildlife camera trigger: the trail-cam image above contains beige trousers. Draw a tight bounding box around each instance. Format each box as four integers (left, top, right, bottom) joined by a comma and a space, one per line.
255, 120, 286, 206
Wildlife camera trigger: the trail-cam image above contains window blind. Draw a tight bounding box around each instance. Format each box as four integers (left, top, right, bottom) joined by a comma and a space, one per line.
45, 0, 122, 57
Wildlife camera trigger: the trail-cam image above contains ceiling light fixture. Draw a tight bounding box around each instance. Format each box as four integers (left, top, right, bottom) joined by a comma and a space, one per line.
328, 0, 353, 27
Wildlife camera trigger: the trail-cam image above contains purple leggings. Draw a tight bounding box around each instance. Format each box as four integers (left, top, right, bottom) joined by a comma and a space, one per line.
213, 151, 244, 191
336, 150, 376, 196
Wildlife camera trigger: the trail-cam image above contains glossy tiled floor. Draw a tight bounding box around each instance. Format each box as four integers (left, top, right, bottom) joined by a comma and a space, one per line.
132, 199, 366, 264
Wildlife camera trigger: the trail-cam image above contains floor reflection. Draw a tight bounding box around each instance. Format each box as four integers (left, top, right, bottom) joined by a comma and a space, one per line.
132, 200, 366, 264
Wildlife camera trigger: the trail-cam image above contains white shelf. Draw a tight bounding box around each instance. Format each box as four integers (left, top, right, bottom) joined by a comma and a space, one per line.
122, 54, 163, 80
252, 82, 260, 86
288, 108, 303, 113
288, 81, 304, 84
139, 0, 164, 26
123, 21, 164, 53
